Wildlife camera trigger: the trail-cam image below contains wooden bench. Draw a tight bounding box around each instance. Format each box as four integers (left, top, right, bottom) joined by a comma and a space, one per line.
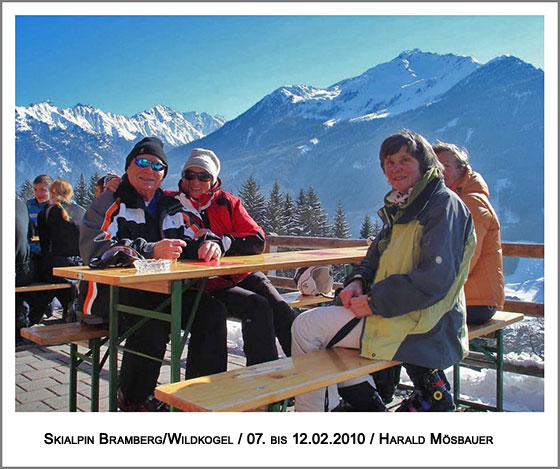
154, 311, 524, 412
16, 282, 74, 322
15, 282, 71, 293
155, 348, 400, 412
16, 292, 327, 412
281, 291, 334, 309
20, 322, 109, 412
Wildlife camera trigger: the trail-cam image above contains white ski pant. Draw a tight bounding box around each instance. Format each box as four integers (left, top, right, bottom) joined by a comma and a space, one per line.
291, 305, 375, 412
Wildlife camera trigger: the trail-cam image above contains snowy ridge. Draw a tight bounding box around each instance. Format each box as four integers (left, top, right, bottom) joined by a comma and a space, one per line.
249, 49, 480, 124
16, 102, 226, 148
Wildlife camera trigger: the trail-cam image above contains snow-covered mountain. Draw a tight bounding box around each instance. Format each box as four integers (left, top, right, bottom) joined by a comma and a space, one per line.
15, 102, 225, 185
167, 50, 544, 246
248, 49, 481, 123
15, 49, 544, 247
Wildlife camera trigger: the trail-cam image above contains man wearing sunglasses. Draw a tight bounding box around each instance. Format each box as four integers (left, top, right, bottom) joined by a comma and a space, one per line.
171, 148, 296, 367
79, 137, 228, 412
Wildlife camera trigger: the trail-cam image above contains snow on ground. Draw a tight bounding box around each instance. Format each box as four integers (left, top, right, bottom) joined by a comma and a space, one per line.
504, 257, 544, 302
399, 367, 544, 412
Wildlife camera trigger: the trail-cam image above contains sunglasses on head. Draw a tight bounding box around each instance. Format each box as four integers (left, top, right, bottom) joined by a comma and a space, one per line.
134, 157, 166, 172
183, 170, 213, 182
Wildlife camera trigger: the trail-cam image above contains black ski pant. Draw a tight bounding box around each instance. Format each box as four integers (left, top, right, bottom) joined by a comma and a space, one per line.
213, 272, 297, 365
119, 289, 227, 404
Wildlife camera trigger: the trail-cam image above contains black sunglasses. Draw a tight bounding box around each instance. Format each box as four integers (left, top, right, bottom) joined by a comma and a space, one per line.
183, 170, 213, 182
134, 157, 166, 172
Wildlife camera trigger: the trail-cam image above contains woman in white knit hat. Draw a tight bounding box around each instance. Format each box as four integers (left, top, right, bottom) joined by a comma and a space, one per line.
171, 148, 296, 366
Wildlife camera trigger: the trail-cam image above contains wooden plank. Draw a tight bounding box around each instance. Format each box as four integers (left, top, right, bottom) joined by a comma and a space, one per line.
264, 236, 543, 260
266, 236, 368, 249
53, 246, 369, 286
154, 348, 400, 412
20, 322, 108, 346
15, 283, 71, 293
503, 299, 543, 317
281, 291, 334, 309
501, 243, 544, 259
467, 311, 524, 339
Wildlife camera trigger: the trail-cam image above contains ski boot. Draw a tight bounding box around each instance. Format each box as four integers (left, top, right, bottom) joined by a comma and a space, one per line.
396, 369, 455, 412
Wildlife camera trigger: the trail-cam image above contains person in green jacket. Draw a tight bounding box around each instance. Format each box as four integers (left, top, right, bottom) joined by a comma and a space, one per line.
291, 129, 475, 412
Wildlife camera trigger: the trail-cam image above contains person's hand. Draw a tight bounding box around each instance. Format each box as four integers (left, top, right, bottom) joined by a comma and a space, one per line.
104, 174, 121, 192
198, 241, 222, 262
349, 295, 373, 318
194, 228, 216, 240
153, 239, 186, 260
338, 280, 364, 308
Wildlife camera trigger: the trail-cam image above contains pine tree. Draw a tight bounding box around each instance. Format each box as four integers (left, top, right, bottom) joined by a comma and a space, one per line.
332, 201, 350, 239
330, 200, 351, 282
282, 193, 297, 235
360, 214, 382, 239
294, 189, 309, 236
18, 179, 34, 201
371, 219, 382, 237
86, 171, 101, 206
306, 186, 330, 237
264, 181, 284, 234
74, 174, 88, 207
237, 175, 267, 227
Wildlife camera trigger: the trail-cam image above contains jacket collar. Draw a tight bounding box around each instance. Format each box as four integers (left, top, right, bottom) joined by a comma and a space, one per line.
177, 177, 222, 212
382, 168, 444, 225
114, 174, 168, 209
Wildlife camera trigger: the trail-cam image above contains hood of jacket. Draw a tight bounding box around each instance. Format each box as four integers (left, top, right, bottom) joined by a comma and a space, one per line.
449, 168, 490, 199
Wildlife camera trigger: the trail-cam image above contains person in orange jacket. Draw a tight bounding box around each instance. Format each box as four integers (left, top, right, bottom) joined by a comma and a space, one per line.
434, 142, 505, 324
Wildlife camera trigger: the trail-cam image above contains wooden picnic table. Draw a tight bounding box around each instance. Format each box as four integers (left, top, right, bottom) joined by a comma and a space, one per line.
53, 246, 369, 411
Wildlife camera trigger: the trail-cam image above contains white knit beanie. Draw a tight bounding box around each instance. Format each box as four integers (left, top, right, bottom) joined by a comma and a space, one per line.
182, 148, 221, 184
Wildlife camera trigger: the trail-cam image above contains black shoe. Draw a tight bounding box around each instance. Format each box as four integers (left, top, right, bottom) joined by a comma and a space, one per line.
331, 392, 388, 412
372, 364, 401, 404
333, 381, 388, 412
396, 389, 455, 412
396, 368, 455, 412
117, 389, 169, 412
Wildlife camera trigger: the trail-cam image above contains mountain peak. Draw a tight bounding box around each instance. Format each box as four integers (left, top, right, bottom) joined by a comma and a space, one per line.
396, 48, 424, 59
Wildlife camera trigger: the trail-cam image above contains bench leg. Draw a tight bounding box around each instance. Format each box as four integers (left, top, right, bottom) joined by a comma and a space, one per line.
69, 343, 78, 412
453, 363, 460, 408
267, 399, 289, 412
496, 330, 504, 412
90, 339, 101, 412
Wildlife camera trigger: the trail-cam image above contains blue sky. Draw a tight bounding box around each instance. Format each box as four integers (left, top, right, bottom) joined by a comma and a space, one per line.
16, 14, 544, 120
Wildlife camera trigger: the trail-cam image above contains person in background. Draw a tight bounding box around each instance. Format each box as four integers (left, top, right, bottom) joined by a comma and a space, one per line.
36, 179, 86, 322
94, 176, 105, 198
172, 148, 296, 366
26, 174, 53, 256
79, 137, 227, 411
16, 197, 37, 342
433, 142, 505, 324
94, 174, 119, 198
291, 130, 475, 412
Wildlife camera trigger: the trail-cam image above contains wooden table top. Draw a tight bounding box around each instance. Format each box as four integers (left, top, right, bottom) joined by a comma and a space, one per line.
52, 246, 369, 290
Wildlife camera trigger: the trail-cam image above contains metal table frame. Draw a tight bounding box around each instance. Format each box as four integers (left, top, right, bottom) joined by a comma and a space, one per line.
107, 278, 209, 411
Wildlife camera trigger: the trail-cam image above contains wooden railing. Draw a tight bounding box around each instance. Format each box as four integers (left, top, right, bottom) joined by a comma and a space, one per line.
265, 236, 544, 317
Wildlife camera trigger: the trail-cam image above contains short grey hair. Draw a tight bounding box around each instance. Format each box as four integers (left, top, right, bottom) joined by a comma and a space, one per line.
432, 142, 470, 169
379, 129, 444, 174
